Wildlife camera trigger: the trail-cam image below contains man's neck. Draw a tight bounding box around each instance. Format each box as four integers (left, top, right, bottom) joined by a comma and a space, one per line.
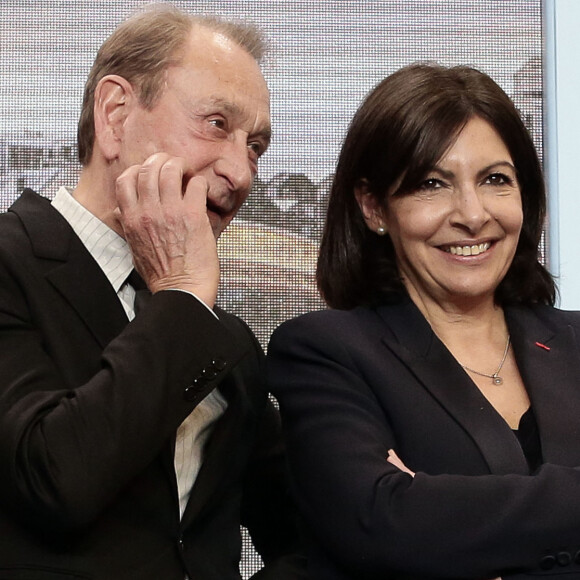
73, 163, 124, 237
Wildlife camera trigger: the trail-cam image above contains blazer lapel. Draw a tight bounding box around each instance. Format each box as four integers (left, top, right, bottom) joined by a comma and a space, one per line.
506, 306, 580, 466
377, 300, 529, 475
11, 190, 128, 348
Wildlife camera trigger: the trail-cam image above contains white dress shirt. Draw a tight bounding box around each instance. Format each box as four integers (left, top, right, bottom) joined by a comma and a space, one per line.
52, 186, 228, 518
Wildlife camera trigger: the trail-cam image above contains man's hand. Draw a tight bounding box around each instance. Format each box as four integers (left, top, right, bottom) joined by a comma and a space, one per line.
115, 153, 220, 308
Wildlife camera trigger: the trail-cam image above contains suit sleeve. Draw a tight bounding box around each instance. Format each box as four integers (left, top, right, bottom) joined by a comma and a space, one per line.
217, 314, 306, 579
0, 256, 247, 532
267, 313, 580, 578
243, 399, 307, 580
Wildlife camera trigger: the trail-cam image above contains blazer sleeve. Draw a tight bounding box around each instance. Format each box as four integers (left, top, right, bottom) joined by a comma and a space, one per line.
267, 312, 580, 579
0, 255, 247, 532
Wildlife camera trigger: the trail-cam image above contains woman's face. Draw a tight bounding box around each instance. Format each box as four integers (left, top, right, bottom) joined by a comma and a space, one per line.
364, 116, 523, 311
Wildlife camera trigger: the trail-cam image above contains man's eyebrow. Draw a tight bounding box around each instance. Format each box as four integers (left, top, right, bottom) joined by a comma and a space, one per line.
206, 97, 240, 115
255, 125, 272, 143
206, 97, 272, 142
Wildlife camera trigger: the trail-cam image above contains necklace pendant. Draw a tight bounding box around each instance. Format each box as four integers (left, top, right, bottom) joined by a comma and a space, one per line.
492, 375, 503, 385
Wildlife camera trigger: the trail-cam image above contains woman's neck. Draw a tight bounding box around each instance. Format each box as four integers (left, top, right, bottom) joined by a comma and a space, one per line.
406, 287, 509, 357
404, 287, 529, 431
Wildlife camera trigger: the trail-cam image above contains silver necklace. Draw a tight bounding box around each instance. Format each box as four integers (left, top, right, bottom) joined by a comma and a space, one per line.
460, 335, 511, 385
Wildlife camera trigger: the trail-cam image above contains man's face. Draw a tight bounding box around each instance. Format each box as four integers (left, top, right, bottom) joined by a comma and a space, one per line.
119, 26, 271, 239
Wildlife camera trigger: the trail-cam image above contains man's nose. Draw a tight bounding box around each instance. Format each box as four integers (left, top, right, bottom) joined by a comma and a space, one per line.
214, 138, 254, 194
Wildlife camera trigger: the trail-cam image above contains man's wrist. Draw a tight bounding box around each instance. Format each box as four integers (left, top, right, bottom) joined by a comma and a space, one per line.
160, 288, 219, 319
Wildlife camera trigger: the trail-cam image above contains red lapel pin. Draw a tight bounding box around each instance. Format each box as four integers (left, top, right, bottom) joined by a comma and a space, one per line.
535, 342, 550, 351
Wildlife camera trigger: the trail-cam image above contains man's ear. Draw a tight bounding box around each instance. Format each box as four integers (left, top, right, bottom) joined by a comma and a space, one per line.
93, 74, 135, 161
354, 179, 387, 235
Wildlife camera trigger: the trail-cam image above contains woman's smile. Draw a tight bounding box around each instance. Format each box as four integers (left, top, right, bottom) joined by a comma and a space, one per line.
441, 241, 491, 256
381, 116, 523, 309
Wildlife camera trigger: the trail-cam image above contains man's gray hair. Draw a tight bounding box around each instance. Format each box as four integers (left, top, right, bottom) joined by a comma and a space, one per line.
77, 3, 267, 165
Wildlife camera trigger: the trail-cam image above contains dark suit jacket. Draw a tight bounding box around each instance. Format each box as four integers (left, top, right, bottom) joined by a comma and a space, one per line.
0, 189, 304, 580
268, 298, 580, 579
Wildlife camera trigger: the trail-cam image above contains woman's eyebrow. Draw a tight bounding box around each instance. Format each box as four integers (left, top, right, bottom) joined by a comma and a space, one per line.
476, 161, 517, 179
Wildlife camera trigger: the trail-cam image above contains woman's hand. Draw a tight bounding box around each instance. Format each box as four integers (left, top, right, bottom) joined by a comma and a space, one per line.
387, 449, 415, 476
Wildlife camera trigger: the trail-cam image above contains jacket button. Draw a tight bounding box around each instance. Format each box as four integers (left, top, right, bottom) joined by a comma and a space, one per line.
539, 555, 556, 570
557, 551, 572, 566
184, 386, 200, 402
202, 367, 218, 380
212, 357, 227, 370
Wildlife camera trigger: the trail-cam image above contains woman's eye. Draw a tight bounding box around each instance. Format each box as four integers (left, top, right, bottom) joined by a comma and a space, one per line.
485, 173, 512, 186
419, 178, 443, 191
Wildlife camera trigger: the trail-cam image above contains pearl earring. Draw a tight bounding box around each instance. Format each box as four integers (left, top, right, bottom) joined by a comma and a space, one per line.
376, 225, 387, 236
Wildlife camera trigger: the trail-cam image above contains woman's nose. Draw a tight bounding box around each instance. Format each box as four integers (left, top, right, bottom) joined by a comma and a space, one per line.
450, 185, 491, 233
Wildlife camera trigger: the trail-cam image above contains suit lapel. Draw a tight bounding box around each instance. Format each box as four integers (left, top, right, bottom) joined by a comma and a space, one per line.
11, 189, 128, 348
506, 306, 580, 466
376, 300, 529, 475
45, 241, 128, 348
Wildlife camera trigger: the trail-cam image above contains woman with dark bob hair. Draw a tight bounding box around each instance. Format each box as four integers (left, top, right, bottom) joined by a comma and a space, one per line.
268, 63, 580, 579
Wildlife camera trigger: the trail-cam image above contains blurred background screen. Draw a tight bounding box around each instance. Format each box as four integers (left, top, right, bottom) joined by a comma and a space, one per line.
0, 1, 542, 575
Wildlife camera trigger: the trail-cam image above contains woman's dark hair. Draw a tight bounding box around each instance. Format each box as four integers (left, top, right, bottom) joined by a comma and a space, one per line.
317, 62, 555, 309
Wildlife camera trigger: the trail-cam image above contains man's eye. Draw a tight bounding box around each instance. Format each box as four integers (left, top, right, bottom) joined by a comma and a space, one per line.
248, 142, 263, 158
208, 118, 226, 130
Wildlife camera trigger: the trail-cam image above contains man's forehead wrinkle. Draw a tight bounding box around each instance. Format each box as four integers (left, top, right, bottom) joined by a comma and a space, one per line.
207, 96, 242, 115
172, 88, 243, 115
165, 63, 271, 140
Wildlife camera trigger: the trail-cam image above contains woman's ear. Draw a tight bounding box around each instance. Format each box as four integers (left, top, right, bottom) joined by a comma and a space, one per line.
93, 74, 135, 161
354, 179, 388, 236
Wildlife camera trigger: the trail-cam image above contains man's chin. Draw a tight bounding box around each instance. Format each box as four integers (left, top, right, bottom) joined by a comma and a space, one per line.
209, 215, 230, 240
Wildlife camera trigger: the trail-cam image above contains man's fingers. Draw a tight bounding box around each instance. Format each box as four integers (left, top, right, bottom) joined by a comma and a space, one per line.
157, 156, 187, 205
116, 153, 188, 210
135, 153, 185, 205
182, 175, 210, 211
115, 164, 141, 213
113, 153, 219, 305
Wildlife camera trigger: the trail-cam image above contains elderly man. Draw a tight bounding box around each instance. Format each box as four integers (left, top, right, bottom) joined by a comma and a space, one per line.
0, 4, 304, 579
